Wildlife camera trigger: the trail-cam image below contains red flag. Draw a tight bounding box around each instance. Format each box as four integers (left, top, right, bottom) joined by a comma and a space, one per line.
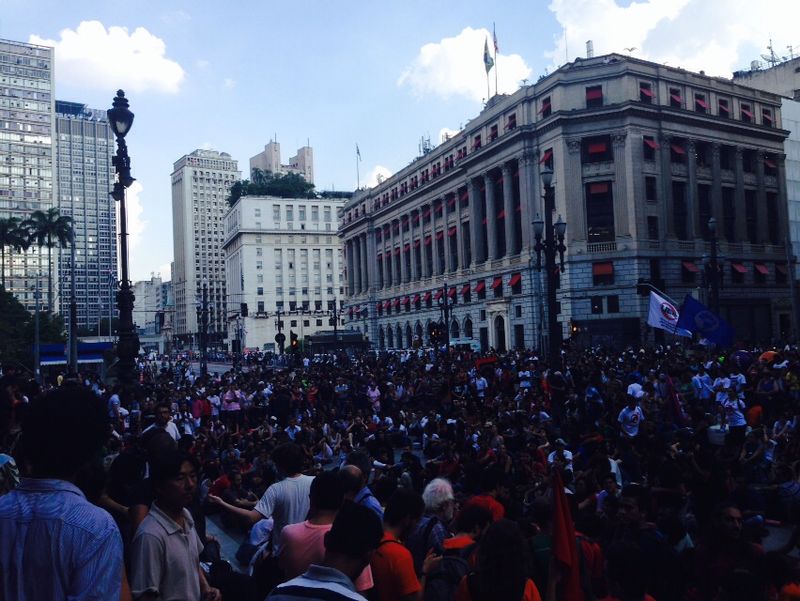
552, 470, 584, 600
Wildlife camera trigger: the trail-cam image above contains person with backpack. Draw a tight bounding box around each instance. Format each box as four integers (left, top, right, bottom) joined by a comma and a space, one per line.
371, 489, 441, 601
454, 519, 541, 601
423, 505, 492, 601
407, 478, 455, 575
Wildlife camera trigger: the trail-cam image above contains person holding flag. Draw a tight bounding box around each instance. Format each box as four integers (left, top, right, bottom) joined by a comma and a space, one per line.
675, 294, 735, 347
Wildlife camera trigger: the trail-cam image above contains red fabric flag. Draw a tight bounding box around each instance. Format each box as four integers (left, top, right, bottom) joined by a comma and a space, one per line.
552, 470, 584, 600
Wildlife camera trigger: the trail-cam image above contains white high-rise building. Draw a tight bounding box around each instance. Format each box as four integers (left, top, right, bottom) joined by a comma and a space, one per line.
250, 140, 314, 184
0, 38, 56, 311
171, 149, 240, 348
223, 195, 345, 351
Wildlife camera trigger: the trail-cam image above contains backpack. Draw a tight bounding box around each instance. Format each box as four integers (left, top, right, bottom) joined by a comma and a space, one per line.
423, 543, 477, 601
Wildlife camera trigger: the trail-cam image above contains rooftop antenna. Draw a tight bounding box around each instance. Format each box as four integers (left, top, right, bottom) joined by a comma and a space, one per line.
520, 78, 529, 86
788, 45, 794, 60
564, 28, 569, 63
586, 40, 594, 58
624, 47, 637, 55
761, 38, 780, 67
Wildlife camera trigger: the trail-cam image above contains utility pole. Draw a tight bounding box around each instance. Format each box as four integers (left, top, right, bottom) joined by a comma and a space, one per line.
33, 275, 41, 384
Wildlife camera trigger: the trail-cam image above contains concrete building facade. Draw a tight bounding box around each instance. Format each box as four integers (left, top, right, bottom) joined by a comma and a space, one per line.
0, 38, 56, 311
55, 100, 117, 332
223, 195, 345, 351
341, 54, 793, 351
250, 140, 314, 184
171, 149, 240, 348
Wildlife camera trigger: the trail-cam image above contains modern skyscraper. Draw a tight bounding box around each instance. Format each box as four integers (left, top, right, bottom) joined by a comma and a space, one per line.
250, 140, 314, 184
171, 149, 240, 348
55, 100, 117, 332
0, 38, 56, 311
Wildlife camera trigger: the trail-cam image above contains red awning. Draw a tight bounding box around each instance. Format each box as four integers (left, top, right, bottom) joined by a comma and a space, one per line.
588, 142, 608, 154
448, 287, 456, 299
497, 210, 506, 219
394, 247, 401, 255
412, 214, 420, 223
508, 273, 522, 287
401, 296, 410, 305
670, 93, 683, 104
423, 291, 432, 301
413, 239, 421, 248
741, 108, 754, 119
436, 231, 444, 240
538, 99, 552, 114
402, 215, 409, 223
592, 262, 614, 276
732, 262, 748, 274
376, 302, 382, 311
671, 143, 686, 155
383, 300, 392, 309
424, 235, 432, 245
586, 87, 603, 100
696, 98, 709, 109
403, 243, 410, 252
412, 294, 421, 304
348, 308, 353, 317
461, 284, 471, 295
539, 149, 553, 164
375, 230, 382, 240
448, 226, 457, 237
474, 281, 486, 293
434, 290, 443, 300
447, 197, 456, 207
423, 209, 431, 218
460, 190, 468, 200
589, 182, 610, 194
491, 276, 503, 289
639, 86, 654, 97
755, 263, 769, 275
763, 112, 773, 123
644, 137, 659, 150
765, 159, 777, 169
393, 298, 401, 307
719, 102, 730, 113
682, 261, 700, 273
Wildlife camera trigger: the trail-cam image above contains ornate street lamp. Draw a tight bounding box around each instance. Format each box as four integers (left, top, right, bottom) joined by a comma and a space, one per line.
707, 216, 720, 314
436, 280, 456, 351
108, 90, 139, 391
532, 166, 567, 365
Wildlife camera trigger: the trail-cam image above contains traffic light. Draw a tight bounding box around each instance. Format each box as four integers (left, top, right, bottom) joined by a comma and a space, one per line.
240, 303, 249, 317
290, 331, 299, 350
428, 321, 443, 344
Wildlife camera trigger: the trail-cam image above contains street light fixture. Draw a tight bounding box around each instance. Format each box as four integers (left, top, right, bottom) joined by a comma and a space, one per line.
436, 280, 455, 351
108, 90, 139, 392
532, 166, 567, 365
196, 276, 208, 375
707, 216, 720, 314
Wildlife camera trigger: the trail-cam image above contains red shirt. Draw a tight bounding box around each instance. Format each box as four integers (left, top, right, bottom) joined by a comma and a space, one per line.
371, 532, 420, 601
462, 494, 505, 521
455, 577, 541, 601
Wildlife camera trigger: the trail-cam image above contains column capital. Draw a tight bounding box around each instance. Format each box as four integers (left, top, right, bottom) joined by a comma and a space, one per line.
711, 142, 721, 159
611, 131, 627, 147
501, 162, 513, 176
734, 145, 744, 159
756, 148, 766, 160
520, 150, 537, 165
566, 138, 582, 154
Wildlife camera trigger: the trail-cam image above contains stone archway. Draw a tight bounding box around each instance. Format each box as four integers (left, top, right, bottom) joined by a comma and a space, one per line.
494, 315, 507, 352
405, 323, 413, 348
396, 324, 403, 349
387, 326, 394, 348
464, 317, 473, 338
378, 327, 385, 349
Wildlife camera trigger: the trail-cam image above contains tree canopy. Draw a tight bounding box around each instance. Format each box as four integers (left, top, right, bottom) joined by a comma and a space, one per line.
0, 286, 65, 373
228, 169, 316, 205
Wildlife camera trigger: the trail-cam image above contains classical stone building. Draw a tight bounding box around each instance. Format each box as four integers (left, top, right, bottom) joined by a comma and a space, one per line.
340, 53, 793, 350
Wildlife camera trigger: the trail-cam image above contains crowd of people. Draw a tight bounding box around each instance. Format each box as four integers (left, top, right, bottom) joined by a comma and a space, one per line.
1, 342, 800, 601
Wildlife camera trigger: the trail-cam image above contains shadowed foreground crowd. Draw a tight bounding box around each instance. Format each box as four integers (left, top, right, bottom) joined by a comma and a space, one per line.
1, 343, 800, 601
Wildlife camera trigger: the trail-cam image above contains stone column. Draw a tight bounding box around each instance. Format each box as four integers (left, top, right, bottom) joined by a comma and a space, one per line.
518, 152, 536, 250
353, 238, 361, 294
711, 143, 723, 227
468, 180, 484, 265
502, 164, 517, 254
410, 214, 419, 283
660, 134, 675, 237
734, 147, 747, 242
443, 195, 453, 273
777, 154, 790, 246
612, 131, 631, 237
485, 171, 499, 260
421, 208, 431, 278
563, 139, 584, 242
755, 150, 768, 243
686, 139, 698, 239
346, 240, 354, 296
456, 187, 466, 269
360, 233, 369, 292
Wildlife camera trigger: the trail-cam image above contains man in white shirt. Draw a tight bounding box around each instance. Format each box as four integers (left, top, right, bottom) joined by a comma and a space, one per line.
142, 403, 181, 442
547, 438, 574, 472
618, 398, 645, 438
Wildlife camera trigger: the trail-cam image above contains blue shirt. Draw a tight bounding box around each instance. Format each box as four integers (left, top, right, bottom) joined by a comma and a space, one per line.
0, 478, 123, 601
269, 564, 366, 601
354, 486, 384, 521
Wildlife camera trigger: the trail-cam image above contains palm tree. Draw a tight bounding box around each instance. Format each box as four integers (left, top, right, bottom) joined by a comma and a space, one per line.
25, 208, 74, 312
0, 217, 27, 290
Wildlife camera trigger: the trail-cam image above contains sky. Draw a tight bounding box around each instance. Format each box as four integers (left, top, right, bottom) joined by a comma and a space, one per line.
1, 0, 799, 281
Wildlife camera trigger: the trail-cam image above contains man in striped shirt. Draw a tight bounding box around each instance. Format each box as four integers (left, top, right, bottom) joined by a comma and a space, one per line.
268, 501, 383, 601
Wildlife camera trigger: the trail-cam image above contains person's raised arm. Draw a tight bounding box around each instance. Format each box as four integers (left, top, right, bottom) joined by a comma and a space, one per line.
207, 494, 263, 525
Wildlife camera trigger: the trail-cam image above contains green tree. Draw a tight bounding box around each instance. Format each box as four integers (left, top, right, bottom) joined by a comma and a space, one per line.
24, 208, 74, 313
227, 170, 316, 205
0, 286, 65, 373
0, 217, 28, 290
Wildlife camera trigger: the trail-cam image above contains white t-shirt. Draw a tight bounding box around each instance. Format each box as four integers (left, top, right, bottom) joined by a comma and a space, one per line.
142, 421, 181, 442
254, 474, 314, 552
547, 449, 574, 471
618, 405, 645, 437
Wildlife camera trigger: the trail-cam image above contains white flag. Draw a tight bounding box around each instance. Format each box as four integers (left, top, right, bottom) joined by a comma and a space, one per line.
647, 291, 692, 337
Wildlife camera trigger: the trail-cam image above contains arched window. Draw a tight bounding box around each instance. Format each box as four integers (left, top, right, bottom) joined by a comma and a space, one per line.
451, 320, 460, 339
387, 326, 394, 348
378, 327, 385, 349
464, 317, 474, 338
406, 324, 413, 347
396, 324, 403, 348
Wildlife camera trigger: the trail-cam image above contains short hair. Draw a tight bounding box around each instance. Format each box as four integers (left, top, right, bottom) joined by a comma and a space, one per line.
150, 449, 197, 487
272, 442, 305, 475
384, 488, 425, 526
345, 450, 372, 482
21, 384, 108, 478
422, 478, 454, 511
325, 501, 383, 558
338, 465, 363, 496
454, 504, 492, 534
310, 471, 344, 511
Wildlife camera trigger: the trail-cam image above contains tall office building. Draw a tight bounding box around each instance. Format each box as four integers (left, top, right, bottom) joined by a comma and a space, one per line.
171, 149, 240, 348
250, 140, 314, 184
0, 38, 56, 311
55, 100, 117, 332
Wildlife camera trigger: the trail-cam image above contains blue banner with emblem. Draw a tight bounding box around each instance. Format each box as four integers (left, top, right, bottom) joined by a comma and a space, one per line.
675, 294, 734, 347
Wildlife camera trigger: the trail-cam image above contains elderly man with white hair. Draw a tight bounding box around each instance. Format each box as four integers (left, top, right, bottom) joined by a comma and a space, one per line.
405, 477, 454, 575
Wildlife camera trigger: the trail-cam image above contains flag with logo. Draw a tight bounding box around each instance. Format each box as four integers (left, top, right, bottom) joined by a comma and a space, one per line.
675, 294, 734, 347
647, 291, 692, 337
483, 37, 494, 73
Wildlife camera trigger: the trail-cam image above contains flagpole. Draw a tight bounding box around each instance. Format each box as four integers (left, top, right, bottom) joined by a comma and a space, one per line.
493, 23, 498, 96
356, 144, 360, 190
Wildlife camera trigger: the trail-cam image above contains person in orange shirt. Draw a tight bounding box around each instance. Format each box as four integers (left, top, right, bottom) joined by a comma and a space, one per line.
461, 468, 506, 521
454, 519, 541, 601
371, 489, 440, 601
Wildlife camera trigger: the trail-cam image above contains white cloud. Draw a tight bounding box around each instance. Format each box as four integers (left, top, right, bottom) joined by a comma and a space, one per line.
223, 78, 236, 89
398, 27, 532, 102
364, 165, 393, 189
196, 59, 210, 69
438, 127, 461, 144
30, 20, 185, 94
547, 0, 800, 77
122, 181, 146, 250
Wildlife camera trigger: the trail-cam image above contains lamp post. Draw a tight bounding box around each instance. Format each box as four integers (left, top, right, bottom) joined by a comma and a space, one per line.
108, 90, 139, 391
197, 276, 208, 375
436, 280, 455, 351
329, 303, 340, 350
707, 216, 720, 314
532, 167, 567, 366
68, 231, 78, 375
275, 309, 285, 354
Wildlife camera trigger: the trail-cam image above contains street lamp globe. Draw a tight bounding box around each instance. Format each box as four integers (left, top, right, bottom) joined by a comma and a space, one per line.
541, 166, 554, 188
554, 215, 567, 238
107, 90, 134, 138
532, 214, 544, 239
708, 216, 717, 233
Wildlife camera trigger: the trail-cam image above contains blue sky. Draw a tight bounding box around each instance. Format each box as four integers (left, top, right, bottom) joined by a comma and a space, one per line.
0, 0, 796, 280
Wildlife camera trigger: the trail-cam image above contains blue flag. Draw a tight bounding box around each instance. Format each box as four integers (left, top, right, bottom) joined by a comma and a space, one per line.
675, 294, 734, 347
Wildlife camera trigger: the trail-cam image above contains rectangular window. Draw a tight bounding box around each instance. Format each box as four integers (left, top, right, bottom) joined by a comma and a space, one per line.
257, 301, 265, 313
669, 87, 683, 108
645, 176, 658, 201
299, 205, 306, 220
777, 263, 788, 285
257, 286, 264, 295
766, 192, 779, 244
670, 140, 686, 163
722, 187, 736, 242
489, 124, 498, 141
505, 112, 517, 130
643, 136, 658, 161
673, 182, 688, 240
607, 295, 620, 313
762, 107, 774, 127
591, 297, 603, 314
718, 98, 730, 118
639, 82, 654, 104
592, 261, 614, 286
472, 134, 481, 150
586, 182, 615, 243
741, 103, 753, 123
731, 262, 746, 284
286, 205, 294, 221
698, 184, 712, 240
539, 96, 552, 117
647, 216, 659, 240
745, 189, 758, 243
582, 135, 613, 163
681, 260, 698, 284
754, 263, 768, 284
585, 85, 603, 108
695, 93, 708, 113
